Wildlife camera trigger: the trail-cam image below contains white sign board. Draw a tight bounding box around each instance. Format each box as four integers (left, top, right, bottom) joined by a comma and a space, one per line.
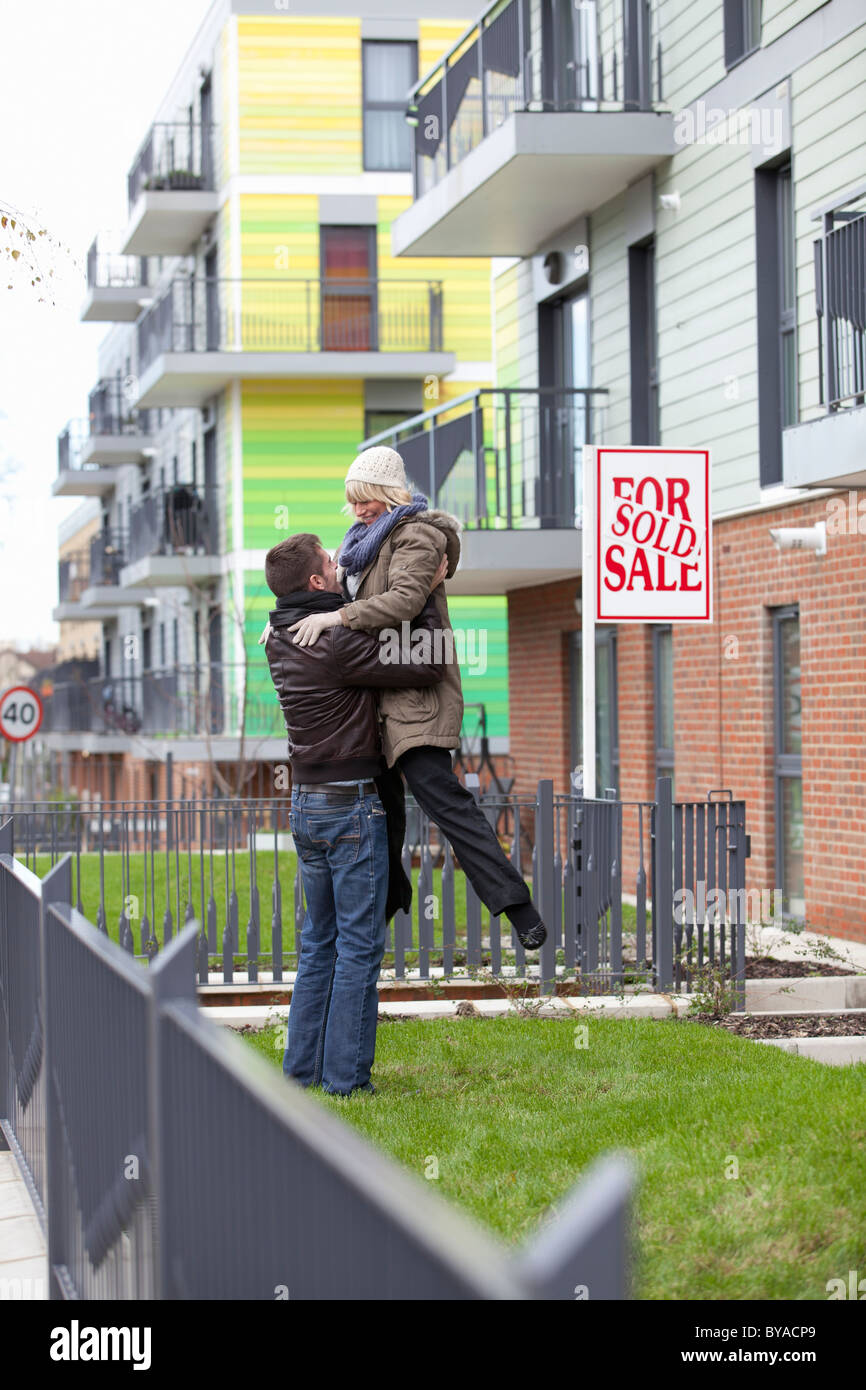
0, 686, 44, 742
594, 446, 712, 623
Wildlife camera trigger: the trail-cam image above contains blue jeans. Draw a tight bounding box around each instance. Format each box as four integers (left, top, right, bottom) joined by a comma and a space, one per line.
285, 787, 388, 1095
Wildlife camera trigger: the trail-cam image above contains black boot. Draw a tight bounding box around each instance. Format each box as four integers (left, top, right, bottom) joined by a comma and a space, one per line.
505, 901, 548, 950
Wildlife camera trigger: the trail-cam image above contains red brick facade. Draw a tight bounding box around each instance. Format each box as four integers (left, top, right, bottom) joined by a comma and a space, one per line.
508, 490, 866, 944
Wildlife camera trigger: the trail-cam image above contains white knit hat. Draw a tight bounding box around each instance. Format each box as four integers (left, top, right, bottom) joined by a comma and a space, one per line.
345, 446, 408, 490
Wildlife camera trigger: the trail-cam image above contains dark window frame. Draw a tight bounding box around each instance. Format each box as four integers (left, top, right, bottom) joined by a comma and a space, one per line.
569, 627, 620, 796
723, 0, 762, 71
755, 157, 796, 486
773, 605, 804, 920
629, 235, 659, 445
361, 38, 419, 173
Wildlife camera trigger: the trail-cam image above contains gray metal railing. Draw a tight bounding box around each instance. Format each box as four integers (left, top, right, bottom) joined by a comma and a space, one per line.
57, 422, 88, 475
86, 234, 147, 291
409, 0, 663, 198
87, 374, 154, 438
127, 121, 215, 209
137, 277, 445, 373
89, 529, 127, 586
815, 207, 866, 409
5, 779, 749, 1005
361, 386, 608, 529
39, 666, 281, 739
0, 821, 635, 1299
126, 484, 218, 565
57, 549, 90, 603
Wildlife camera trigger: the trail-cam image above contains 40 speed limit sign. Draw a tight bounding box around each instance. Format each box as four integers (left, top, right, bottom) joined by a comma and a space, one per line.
0, 686, 44, 741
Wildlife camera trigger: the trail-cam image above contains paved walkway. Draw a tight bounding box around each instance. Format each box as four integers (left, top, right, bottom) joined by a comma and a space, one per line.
0, 1149, 47, 1299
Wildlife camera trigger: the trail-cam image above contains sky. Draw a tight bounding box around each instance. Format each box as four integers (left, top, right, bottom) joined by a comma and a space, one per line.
0, 0, 213, 651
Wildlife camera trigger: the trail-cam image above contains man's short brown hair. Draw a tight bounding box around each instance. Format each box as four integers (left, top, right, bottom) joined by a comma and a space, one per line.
265, 534, 325, 597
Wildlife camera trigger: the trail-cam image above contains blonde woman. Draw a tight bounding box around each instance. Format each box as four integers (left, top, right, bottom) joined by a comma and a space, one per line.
289, 446, 547, 950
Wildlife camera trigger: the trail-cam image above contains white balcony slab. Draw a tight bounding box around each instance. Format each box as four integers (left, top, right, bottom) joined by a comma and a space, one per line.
38, 732, 133, 753
52, 601, 123, 623
80, 285, 151, 323
80, 434, 155, 467
446, 526, 581, 595
393, 111, 676, 258
783, 405, 866, 488
133, 349, 457, 409
121, 190, 221, 256
52, 468, 121, 499
119, 555, 223, 589
78, 585, 150, 609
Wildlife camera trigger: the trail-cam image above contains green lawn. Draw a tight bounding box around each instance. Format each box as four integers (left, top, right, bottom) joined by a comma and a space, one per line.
243, 1014, 866, 1300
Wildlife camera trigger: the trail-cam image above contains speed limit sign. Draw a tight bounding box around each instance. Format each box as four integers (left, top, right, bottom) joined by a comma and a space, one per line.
0, 686, 44, 742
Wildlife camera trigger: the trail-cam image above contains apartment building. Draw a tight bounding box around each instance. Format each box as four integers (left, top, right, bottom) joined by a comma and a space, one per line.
45, 0, 506, 801
359, 0, 866, 938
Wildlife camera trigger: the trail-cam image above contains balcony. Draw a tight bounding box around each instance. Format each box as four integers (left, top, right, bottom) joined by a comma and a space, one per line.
119, 485, 221, 589
80, 234, 151, 322
132, 277, 454, 408
122, 122, 219, 255
392, 0, 674, 258
359, 385, 607, 593
38, 665, 285, 756
53, 424, 121, 498
783, 195, 866, 488
54, 536, 147, 620
53, 378, 156, 497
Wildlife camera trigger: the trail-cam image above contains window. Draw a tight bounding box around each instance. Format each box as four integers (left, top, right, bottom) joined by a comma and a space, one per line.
724, 0, 761, 69
364, 409, 412, 442
320, 225, 376, 350
773, 607, 804, 919
654, 624, 674, 796
570, 629, 619, 795
362, 41, 417, 171
755, 159, 795, 485
629, 236, 659, 445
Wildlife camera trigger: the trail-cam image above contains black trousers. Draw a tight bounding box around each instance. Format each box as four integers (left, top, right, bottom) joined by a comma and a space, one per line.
397, 745, 531, 918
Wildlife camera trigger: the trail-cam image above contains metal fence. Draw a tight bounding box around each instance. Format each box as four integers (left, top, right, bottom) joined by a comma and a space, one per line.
127, 121, 215, 207
410, 0, 662, 198
137, 277, 445, 372
5, 779, 749, 1005
815, 207, 866, 409
125, 484, 219, 565
0, 822, 635, 1299
361, 386, 609, 530
86, 234, 147, 291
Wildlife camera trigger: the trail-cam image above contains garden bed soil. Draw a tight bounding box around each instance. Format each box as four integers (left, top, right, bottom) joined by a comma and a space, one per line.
696, 1012, 866, 1038
742, 956, 856, 978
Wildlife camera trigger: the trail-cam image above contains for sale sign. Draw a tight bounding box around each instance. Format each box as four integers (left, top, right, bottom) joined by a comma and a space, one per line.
595, 447, 712, 622
0, 686, 44, 741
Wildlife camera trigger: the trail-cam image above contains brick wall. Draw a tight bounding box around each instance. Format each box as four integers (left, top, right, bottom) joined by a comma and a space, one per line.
507, 490, 866, 943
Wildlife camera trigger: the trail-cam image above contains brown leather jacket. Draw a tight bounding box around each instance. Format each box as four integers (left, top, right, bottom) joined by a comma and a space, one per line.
264, 591, 445, 784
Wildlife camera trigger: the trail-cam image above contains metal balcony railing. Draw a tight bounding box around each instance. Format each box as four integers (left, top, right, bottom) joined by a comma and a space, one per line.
57, 422, 88, 475
89, 530, 127, 586
86, 233, 148, 290
408, 0, 662, 198
136, 277, 445, 373
815, 205, 866, 410
361, 385, 608, 529
127, 121, 215, 209
126, 485, 219, 566
40, 666, 283, 740
57, 550, 91, 604
87, 374, 155, 438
